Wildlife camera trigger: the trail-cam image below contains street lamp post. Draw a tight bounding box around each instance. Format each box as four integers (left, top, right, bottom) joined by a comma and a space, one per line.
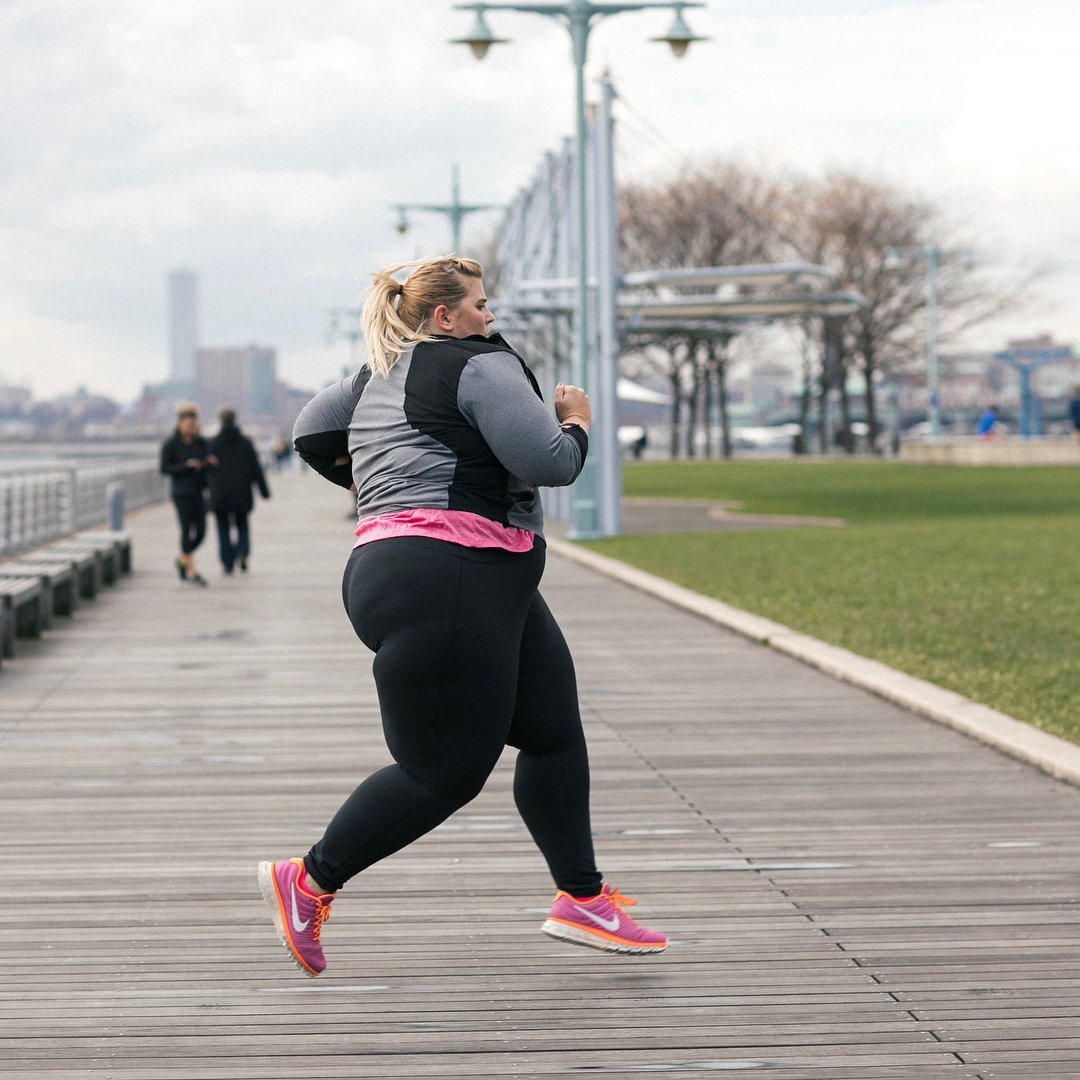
393, 163, 501, 252
453, 1, 706, 539
887, 243, 973, 439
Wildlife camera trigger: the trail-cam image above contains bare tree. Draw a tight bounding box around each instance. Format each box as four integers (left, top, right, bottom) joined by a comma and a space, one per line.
618, 161, 1039, 455
773, 173, 931, 450
777, 171, 1031, 450
699, 331, 736, 458
620, 162, 786, 456
621, 162, 785, 271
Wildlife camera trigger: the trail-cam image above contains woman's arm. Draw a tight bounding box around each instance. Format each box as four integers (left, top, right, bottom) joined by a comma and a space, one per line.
159, 438, 192, 477
293, 370, 370, 489
249, 440, 271, 499
458, 353, 588, 487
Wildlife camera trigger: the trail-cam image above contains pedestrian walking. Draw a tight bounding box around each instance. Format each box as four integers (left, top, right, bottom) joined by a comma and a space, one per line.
207, 408, 271, 575
258, 255, 666, 977
976, 404, 1000, 440
159, 403, 214, 586
1069, 385, 1080, 444
271, 436, 294, 470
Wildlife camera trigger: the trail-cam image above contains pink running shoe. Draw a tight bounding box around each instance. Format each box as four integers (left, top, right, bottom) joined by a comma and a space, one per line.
542, 884, 667, 954
258, 858, 335, 976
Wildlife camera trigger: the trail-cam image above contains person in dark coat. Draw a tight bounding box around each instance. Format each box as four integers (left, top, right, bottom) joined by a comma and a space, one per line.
207, 408, 271, 574
159, 402, 215, 586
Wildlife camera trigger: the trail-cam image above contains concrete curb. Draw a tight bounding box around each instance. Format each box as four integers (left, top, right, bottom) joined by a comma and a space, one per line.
549, 537, 1080, 789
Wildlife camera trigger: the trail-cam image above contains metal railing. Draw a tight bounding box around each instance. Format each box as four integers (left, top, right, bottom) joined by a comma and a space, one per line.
0, 458, 166, 557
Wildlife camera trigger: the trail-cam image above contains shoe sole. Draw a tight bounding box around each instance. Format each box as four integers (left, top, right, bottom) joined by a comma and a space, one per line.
257, 862, 321, 977
541, 917, 667, 954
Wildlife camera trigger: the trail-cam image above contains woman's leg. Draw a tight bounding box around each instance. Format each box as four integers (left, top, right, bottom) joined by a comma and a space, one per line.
173, 495, 201, 573
189, 497, 207, 553
304, 539, 544, 893
234, 512, 250, 565
214, 510, 234, 571
508, 592, 602, 898
508, 593, 667, 955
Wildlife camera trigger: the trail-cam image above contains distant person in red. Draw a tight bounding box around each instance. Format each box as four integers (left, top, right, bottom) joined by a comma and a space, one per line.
976, 405, 1000, 440
159, 403, 215, 586
207, 408, 271, 575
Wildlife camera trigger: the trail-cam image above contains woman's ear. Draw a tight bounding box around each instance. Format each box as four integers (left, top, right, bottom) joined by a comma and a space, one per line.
429, 304, 451, 332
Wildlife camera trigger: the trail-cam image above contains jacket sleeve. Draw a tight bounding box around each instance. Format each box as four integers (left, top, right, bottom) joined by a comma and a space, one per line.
292, 370, 370, 489
457, 352, 587, 487
250, 440, 270, 499
160, 438, 185, 477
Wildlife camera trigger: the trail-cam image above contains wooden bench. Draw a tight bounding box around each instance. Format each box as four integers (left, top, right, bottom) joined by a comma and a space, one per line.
0, 533, 133, 673
19, 547, 102, 600
0, 577, 44, 658
0, 561, 77, 626
75, 529, 133, 576
56, 540, 118, 587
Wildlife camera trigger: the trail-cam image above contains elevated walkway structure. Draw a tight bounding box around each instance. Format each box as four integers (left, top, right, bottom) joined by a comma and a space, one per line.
1, 473, 1079, 1076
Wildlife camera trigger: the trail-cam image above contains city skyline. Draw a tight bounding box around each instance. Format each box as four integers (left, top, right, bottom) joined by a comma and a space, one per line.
3, 0, 1077, 402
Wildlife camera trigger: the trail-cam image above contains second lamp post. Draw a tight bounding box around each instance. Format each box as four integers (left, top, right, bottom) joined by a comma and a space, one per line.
393, 163, 500, 253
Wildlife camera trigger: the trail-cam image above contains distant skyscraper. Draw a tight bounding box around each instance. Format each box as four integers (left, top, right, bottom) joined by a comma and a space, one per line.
167, 269, 199, 386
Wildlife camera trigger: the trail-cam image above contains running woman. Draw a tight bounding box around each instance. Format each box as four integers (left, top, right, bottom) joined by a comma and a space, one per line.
258, 256, 666, 976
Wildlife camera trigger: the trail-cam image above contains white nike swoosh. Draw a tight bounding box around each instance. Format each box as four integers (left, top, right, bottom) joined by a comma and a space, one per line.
572, 904, 621, 932
291, 884, 310, 932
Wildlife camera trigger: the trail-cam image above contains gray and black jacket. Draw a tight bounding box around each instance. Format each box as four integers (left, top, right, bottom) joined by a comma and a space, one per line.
292, 333, 587, 537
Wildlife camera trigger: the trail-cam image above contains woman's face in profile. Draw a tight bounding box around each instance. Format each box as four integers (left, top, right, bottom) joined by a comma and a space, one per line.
442, 276, 495, 339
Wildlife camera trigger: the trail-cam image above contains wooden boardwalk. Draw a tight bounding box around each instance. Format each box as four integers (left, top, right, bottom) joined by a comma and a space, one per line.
1, 472, 1079, 1078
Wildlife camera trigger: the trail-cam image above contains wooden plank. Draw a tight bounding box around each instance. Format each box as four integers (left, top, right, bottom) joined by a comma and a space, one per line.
0, 1052, 979, 1079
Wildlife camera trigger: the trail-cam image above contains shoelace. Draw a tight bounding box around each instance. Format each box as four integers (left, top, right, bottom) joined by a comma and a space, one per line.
603, 886, 637, 910
311, 897, 332, 942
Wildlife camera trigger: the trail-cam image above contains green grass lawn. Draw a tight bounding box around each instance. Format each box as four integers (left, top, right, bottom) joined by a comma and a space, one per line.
585, 460, 1080, 743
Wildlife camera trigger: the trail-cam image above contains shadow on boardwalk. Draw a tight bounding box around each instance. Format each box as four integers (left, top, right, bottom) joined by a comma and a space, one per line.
1, 473, 1079, 1078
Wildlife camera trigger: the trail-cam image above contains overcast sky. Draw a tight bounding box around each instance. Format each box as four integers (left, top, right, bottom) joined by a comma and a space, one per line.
3, 0, 1077, 402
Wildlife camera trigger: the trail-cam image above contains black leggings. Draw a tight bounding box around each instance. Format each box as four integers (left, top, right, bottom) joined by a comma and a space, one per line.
172, 494, 206, 555
305, 537, 602, 897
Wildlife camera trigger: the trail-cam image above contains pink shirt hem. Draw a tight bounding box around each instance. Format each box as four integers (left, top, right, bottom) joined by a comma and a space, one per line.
353, 509, 535, 553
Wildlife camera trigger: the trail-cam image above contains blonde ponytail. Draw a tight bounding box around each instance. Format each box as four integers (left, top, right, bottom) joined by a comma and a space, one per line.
361, 256, 483, 377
